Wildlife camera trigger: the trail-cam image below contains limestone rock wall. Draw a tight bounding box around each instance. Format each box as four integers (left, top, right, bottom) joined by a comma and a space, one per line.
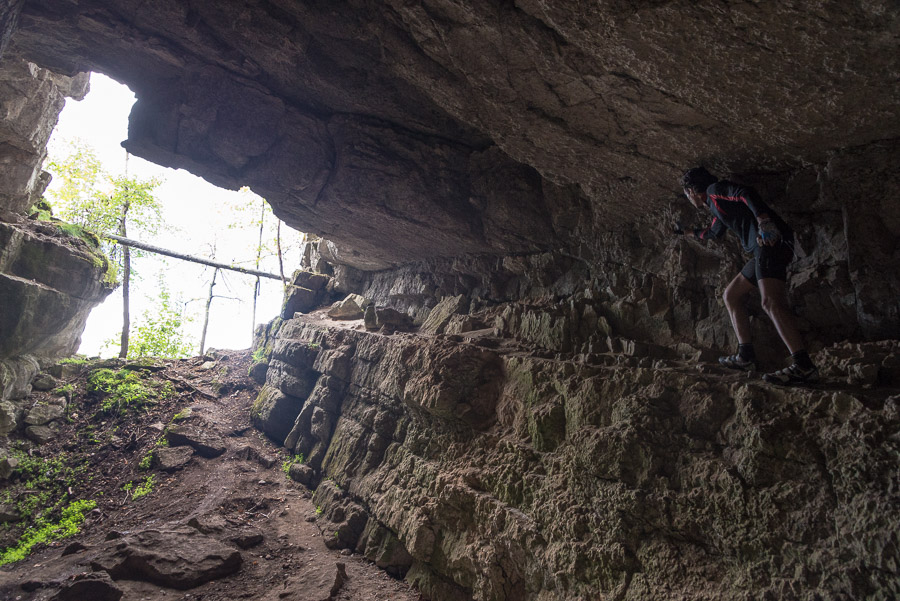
254, 315, 900, 601
3, 0, 898, 341
0, 55, 87, 216
0, 55, 111, 391
0, 219, 113, 363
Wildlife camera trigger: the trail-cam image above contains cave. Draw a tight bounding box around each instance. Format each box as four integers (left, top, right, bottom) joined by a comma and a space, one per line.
0, 1, 898, 600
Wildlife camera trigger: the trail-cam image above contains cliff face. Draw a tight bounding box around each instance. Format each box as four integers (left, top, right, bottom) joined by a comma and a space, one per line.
0, 55, 112, 403
1, 1, 899, 599
252, 312, 899, 601
5, 0, 899, 339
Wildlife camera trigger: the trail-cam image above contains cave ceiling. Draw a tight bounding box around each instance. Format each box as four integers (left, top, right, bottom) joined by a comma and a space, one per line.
8, 0, 900, 270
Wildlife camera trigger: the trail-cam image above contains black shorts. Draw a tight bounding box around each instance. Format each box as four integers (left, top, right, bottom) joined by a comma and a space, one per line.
740, 239, 794, 286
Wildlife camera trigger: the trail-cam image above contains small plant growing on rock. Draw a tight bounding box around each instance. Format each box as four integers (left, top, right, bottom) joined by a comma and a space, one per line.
281, 454, 304, 478
123, 475, 156, 501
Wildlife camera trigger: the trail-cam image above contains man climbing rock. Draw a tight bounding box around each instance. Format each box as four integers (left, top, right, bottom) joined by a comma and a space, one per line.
678, 167, 819, 385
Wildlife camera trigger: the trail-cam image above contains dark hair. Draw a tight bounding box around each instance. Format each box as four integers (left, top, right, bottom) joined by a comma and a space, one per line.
680, 167, 718, 192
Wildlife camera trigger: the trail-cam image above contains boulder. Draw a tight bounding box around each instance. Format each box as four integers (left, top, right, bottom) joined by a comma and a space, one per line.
49, 571, 123, 601
0, 454, 19, 479
327, 294, 370, 320
0, 400, 16, 435
420, 295, 469, 335
281, 270, 332, 318
25, 424, 56, 444
374, 307, 415, 332
165, 425, 226, 458
25, 401, 65, 425
30, 372, 57, 391
91, 527, 242, 589
154, 446, 194, 471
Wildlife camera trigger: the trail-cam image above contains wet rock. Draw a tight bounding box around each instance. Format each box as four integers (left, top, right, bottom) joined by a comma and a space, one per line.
91, 527, 242, 590
154, 446, 194, 471
165, 424, 226, 458
49, 572, 123, 601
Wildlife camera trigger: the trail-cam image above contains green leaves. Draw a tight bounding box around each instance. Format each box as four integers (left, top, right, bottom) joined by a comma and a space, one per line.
86, 368, 171, 415
46, 139, 164, 265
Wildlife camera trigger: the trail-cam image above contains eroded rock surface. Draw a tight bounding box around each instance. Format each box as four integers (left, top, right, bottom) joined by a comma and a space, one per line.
254, 311, 900, 601
91, 527, 243, 589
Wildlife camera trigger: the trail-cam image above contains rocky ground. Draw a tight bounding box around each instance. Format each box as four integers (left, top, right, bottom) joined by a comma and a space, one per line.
0, 350, 422, 601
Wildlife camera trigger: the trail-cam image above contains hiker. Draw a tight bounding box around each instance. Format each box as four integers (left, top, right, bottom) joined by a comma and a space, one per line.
678, 167, 819, 385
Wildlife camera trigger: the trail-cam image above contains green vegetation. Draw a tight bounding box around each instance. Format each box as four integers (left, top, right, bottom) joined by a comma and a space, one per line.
58, 357, 90, 366
315, 505, 323, 516
47, 140, 164, 257
0, 447, 93, 565
53, 383, 75, 396
0, 499, 96, 566
281, 453, 304, 477
251, 347, 268, 363
119, 283, 195, 359
133, 475, 155, 500
87, 368, 173, 415
123, 475, 156, 501
138, 453, 153, 470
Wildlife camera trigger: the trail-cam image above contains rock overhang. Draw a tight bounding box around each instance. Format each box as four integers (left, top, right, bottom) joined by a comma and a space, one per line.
5, 0, 899, 270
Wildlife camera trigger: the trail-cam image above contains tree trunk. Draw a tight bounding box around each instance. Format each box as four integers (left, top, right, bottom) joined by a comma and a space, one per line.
118, 199, 131, 358
199, 268, 218, 355
102, 234, 281, 280
251, 200, 265, 336
276, 219, 286, 287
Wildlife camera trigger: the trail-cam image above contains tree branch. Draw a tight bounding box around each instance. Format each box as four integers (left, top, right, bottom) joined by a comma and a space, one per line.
103, 234, 283, 280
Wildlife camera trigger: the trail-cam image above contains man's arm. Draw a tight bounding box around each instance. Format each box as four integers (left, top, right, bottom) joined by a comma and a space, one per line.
694, 217, 727, 241
726, 182, 782, 245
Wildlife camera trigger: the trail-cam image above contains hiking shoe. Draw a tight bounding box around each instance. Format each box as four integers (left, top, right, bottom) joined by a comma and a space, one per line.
718, 354, 756, 371
763, 363, 820, 386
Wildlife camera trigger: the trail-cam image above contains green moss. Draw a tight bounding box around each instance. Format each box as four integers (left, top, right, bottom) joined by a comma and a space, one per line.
87, 368, 172, 416
0, 499, 96, 565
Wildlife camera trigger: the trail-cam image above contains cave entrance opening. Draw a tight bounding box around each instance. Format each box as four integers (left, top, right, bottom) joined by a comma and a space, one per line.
45, 72, 304, 358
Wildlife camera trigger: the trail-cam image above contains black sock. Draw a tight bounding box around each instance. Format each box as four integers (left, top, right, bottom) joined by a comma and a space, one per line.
738, 343, 756, 361
792, 350, 814, 369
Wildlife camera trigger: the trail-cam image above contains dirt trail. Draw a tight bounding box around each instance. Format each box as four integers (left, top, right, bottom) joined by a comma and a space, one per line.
0, 350, 422, 601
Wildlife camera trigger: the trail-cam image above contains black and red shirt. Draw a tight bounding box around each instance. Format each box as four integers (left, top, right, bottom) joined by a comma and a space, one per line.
694, 180, 792, 253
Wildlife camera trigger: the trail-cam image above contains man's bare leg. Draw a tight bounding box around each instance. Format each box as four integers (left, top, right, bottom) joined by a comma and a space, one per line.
758, 278, 804, 353
722, 273, 756, 344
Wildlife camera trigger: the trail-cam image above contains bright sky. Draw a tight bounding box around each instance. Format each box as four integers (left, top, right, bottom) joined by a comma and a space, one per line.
47, 73, 303, 357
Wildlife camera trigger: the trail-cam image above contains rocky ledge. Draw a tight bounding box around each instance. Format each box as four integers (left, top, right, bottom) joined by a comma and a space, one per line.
251, 310, 900, 601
